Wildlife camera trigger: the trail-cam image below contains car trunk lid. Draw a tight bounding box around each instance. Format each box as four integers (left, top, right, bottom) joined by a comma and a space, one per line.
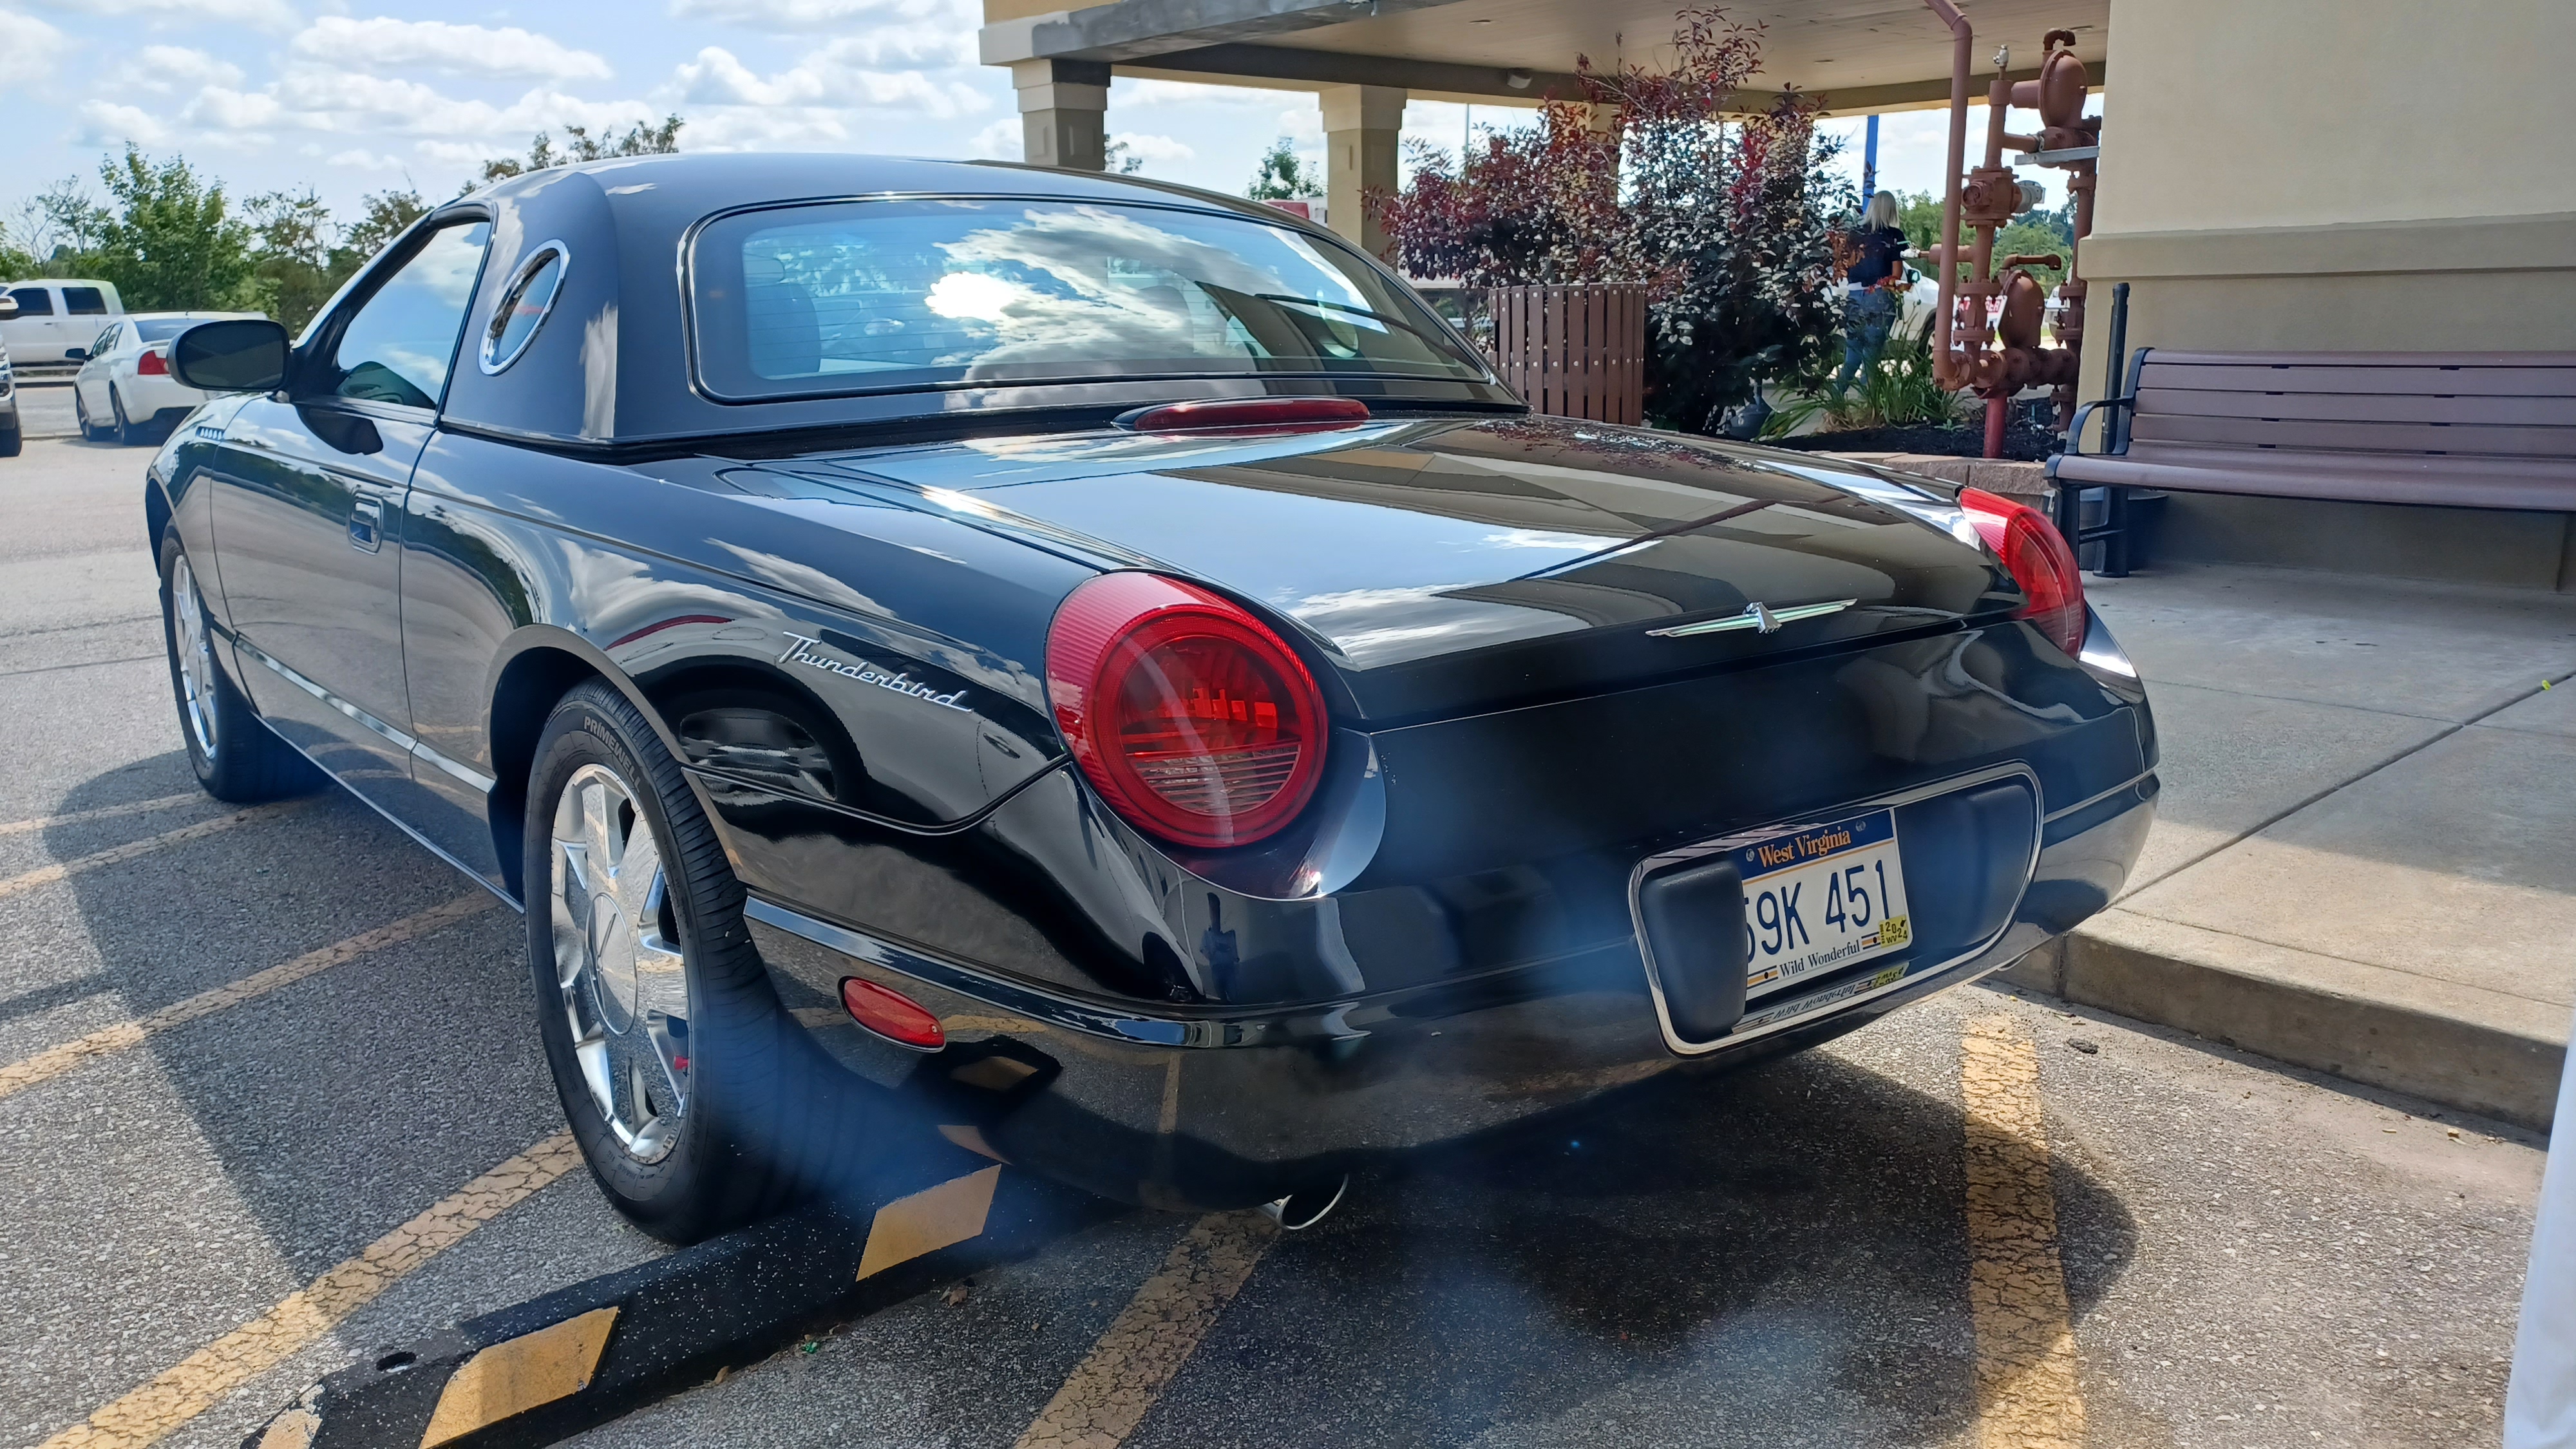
768, 415, 2018, 722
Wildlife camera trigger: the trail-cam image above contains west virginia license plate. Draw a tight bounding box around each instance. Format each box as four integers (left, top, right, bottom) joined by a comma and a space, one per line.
1734, 809, 1913, 999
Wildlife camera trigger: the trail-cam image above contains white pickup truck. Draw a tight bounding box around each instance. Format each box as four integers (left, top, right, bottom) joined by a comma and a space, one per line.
0, 279, 125, 364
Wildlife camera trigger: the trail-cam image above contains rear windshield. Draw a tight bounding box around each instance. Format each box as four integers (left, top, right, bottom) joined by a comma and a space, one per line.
690, 198, 1488, 401
134, 319, 196, 343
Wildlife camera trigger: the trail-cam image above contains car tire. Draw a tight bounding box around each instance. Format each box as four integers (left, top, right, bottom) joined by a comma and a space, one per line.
525, 679, 865, 1244
112, 388, 145, 448
158, 535, 323, 803
75, 390, 104, 442
0, 420, 19, 458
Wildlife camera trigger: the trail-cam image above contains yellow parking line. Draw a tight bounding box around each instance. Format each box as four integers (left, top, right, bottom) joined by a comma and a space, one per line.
0, 894, 495, 1102
36, 1132, 582, 1449
0, 802, 302, 902
1012, 1211, 1276, 1449
0, 793, 203, 838
1962, 1014, 2086, 1448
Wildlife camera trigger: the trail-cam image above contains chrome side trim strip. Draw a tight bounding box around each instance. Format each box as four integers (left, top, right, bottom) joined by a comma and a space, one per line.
251, 715, 522, 912
233, 634, 499, 796
233, 635, 418, 753
2041, 768, 2156, 824
413, 739, 498, 795
1624, 761, 2046, 1057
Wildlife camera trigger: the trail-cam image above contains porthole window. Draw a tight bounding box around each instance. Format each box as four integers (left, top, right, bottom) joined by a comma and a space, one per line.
478, 241, 569, 375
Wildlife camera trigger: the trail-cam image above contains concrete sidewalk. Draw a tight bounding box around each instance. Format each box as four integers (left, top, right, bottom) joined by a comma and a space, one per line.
2002, 562, 2576, 1128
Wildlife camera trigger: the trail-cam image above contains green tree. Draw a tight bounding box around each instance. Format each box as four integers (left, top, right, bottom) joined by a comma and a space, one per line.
0, 184, 99, 279
242, 189, 335, 332
1244, 138, 1314, 199
1891, 187, 2074, 286
476, 115, 685, 187
76, 147, 255, 310
333, 189, 429, 271
1103, 138, 1148, 175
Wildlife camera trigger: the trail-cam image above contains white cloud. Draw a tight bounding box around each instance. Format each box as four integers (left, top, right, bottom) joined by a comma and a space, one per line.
969, 117, 1020, 161
326, 147, 404, 170
26, 0, 299, 35
182, 85, 283, 131
1110, 131, 1193, 164
666, 0, 964, 32
0, 10, 68, 86
672, 44, 987, 117
180, 72, 665, 147
288, 17, 614, 82
681, 108, 855, 150
816, 21, 974, 67
120, 44, 243, 93
75, 99, 171, 146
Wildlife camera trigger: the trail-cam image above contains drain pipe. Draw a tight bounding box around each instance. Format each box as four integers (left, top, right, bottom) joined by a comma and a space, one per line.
1921, 0, 1973, 392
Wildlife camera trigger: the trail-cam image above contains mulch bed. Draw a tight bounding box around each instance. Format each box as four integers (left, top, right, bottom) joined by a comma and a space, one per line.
1766, 421, 2062, 463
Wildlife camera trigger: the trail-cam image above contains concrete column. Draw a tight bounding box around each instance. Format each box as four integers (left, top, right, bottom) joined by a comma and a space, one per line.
1320, 84, 1405, 258
1013, 59, 1109, 171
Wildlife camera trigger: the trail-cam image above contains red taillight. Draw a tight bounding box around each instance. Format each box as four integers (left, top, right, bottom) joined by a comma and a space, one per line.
1045, 572, 1329, 850
1959, 487, 2086, 657
842, 978, 944, 1049
137, 348, 169, 377
1117, 397, 1369, 433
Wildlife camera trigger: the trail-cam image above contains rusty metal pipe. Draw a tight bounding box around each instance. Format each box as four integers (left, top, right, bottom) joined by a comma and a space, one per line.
1920, 0, 1973, 390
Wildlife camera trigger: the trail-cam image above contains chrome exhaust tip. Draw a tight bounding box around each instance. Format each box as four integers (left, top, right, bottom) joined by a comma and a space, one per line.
1259, 1175, 1348, 1231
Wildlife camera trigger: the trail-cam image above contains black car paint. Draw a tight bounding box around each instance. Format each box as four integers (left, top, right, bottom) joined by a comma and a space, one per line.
145, 155, 2157, 1211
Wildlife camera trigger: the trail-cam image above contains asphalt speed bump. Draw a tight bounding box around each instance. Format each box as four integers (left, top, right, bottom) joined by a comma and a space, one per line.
241, 1152, 1110, 1449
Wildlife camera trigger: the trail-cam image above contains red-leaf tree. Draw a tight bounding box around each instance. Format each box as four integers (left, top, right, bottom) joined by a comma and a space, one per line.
1377, 8, 1853, 433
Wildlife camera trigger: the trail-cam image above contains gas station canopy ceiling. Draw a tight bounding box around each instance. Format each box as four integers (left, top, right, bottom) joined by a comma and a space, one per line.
983, 0, 2110, 111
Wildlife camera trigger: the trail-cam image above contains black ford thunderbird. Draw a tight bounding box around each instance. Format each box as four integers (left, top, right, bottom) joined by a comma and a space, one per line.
147, 155, 2156, 1242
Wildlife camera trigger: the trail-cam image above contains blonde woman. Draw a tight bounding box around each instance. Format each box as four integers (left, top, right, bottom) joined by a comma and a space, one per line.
1833, 191, 1909, 395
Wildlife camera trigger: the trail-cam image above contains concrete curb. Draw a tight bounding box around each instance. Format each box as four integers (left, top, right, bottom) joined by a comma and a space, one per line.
242, 1156, 1113, 1449
2001, 909, 2566, 1128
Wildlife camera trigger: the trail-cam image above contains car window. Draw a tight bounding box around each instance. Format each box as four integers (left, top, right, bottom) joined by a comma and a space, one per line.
62, 287, 109, 316
690, 199, 1489, 401
327, 221, 492, 409
8, 287, 53, 317
92, 325, 120, 355
133, 319, 198, 343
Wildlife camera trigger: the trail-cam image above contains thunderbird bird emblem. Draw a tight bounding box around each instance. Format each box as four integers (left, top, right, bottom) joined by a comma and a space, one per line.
1646, 598, 1859, 639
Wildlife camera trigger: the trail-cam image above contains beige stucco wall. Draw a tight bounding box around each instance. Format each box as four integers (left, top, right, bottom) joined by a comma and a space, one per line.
2069, 0, 2576, 587
2082, 0, 2576, 370
2080, 0, 2576, 363
2093, 0, 2573, 235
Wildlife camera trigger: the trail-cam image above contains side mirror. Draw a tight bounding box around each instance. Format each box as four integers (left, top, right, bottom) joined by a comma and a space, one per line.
0, 296, 17, 321
171, 318, 290, 393
63, 348, 86, 363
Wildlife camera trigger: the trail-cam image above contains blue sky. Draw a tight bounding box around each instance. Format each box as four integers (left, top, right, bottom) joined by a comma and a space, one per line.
0, 0, 2040, 232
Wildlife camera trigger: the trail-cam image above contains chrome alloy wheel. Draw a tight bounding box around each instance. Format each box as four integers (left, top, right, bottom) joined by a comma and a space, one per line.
171, 554, 218, 761
550, 762, 692, 1162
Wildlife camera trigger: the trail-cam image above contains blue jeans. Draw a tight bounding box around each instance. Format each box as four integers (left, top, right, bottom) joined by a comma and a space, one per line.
1834, 288, 1898, 393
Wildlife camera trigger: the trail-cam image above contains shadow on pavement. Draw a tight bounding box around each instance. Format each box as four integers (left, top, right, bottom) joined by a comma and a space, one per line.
1150, 1045, 2138, 1447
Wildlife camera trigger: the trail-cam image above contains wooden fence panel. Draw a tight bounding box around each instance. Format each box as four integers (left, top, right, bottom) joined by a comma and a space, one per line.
1485, 284, 1647, 426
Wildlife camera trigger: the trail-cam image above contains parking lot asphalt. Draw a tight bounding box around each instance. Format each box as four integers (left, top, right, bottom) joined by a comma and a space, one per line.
0, 419, 2548, 1449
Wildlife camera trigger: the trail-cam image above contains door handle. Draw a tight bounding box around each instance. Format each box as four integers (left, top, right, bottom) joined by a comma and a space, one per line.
349, 497, 384, 553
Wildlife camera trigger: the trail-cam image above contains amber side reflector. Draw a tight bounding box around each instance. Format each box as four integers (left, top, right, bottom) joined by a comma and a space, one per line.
842, 977, 945, 1050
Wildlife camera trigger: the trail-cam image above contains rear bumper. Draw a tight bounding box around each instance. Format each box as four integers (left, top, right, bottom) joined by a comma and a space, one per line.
118, 373, 206, 420
746, 777, 2155, 1210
